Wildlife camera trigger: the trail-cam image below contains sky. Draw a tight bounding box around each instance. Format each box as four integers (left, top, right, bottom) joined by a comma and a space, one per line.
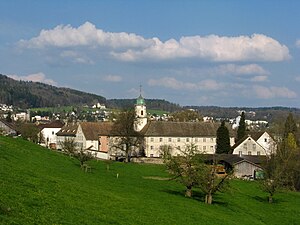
1, 0, 300, 107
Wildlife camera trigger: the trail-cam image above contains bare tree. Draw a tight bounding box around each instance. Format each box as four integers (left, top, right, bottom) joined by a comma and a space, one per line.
110, 109, 143, 162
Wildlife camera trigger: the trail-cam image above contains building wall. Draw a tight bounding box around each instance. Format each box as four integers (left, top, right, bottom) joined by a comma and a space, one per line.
99, 136, 109, 152
232, 137, 266, 156
257, 132, 276, 154
0, 121, 16, 135
144, 136, 235, 157
41, 128, 61, 146
234, 161, 262, 178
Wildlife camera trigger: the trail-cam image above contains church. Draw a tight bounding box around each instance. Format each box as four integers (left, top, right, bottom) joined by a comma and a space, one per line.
133, 94, 236, 157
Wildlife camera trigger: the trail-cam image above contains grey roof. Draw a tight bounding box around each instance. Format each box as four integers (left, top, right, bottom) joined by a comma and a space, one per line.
140, 121, 235, 137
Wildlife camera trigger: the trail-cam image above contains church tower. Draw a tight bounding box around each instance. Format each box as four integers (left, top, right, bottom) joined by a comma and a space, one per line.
134, 89, 147, 132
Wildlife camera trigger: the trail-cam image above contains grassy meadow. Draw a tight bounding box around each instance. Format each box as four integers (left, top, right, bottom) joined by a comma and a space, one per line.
0, 136, 300, 225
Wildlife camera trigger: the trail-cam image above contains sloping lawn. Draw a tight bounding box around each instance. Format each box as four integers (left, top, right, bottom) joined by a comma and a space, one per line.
0, 136, 299, 225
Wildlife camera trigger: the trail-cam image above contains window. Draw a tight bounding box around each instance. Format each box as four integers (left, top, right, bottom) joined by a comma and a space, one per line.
257, 151, 260, 156
203, 138, 206, 142
150, 146, 154, 150
210, 138, 214, 142
264, 138, 267, 142
52, 131, 54, 135
248, 151, 252, 155
168, 138, 172, 142
159, 138, 163, 142
210, 146, 214, 151
195, 138, 198, 142
243, 143, 247, 150
239, 151, 242, 156
186, 138, 189, 142
203, 146, 206, 151
150, 137, 154, 142
141, 110, 143, 116
252, 144, 256, 150
177, 138, 180, 142
150, 154, 154, 158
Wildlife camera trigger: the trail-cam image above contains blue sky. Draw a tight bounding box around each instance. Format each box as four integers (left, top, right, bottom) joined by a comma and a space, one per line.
1, 0, 300, 107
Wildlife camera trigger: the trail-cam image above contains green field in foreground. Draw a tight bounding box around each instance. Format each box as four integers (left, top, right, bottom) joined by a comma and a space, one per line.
0, 136, 300, 225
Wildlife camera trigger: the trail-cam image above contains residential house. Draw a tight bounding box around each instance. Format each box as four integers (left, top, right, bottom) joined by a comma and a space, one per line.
56, 122, 113, 159
231, 131, 276, 156
0, 119, 17, 136
38, 120, 64, 149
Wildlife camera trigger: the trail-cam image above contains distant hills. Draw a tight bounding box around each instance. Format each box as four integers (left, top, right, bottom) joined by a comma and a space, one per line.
1, 74, 299, 120
0, 74, 180, 111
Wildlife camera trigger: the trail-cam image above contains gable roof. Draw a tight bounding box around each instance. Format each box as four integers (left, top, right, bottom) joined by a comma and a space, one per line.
56, 123, 79, 137
38, 120, 64, 130
80, 122, 113, 140
204, 154, 266, 167
140, 121, 235, 137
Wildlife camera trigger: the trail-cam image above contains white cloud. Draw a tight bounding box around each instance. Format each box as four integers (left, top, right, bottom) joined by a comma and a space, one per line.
103, 75, 122, 82
216, 64, 269, 76
251, 76, 268, 82
148, 77, 223, 91
8, 72, 57, 86
60, 50, 94, 64
18, 21, 153, 49
253, 85, 297, 99
18, 22, 290, 63
113, 34, 290, 62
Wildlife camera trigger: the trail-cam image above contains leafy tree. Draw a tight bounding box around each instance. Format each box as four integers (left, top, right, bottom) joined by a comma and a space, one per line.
110, 109, 143, 162
216, 121, 231, 154
60, 138, 94, 168
18, 123, 39, 143
6, 111, 12, 123
237, 112, 246, 142
198, 158, 231, 204
283, 113, 297, 138
161, 144, 204, 197
162, 144, 231, 203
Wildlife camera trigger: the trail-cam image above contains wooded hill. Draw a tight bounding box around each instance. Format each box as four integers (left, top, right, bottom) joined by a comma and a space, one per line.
0, 74, 181, 111
0, 74, 106, 109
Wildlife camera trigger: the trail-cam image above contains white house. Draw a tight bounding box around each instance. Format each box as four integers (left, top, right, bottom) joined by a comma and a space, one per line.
38, 120, 64, 148
231, 131, 276, 156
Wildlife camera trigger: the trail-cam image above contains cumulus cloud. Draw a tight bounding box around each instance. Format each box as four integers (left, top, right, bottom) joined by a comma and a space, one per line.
148, 77, 223, 91
8, 72, 57, 86
113, 34, 290, 62
253, 85, 297, 99
18, 22, 290, 63
18, 21, 153, 49
103, 75, 122, 82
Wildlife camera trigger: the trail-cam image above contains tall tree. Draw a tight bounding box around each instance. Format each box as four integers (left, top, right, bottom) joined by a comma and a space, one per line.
110, 109, 143, 162
170, 110, 203, 122
216, 121, 231, 154
283, 113, 297, 138
237, 112, 246, 142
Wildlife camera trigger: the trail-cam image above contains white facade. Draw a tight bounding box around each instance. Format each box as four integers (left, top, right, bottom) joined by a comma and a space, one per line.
232, 136, 266, 156
41, 127, 62, 147
144, 136, 235, 157
256, 132, 276, 154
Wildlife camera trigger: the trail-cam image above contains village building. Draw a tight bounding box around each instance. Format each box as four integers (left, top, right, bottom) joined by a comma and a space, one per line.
38, 120, 64, 149
0, 119, 17, 136
231, 131, 276, 156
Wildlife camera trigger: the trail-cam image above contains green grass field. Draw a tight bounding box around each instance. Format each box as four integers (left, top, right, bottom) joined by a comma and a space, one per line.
0, 136, 300, 225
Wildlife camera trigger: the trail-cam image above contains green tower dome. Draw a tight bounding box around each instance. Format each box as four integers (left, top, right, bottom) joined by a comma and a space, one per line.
136, 94, 145, 105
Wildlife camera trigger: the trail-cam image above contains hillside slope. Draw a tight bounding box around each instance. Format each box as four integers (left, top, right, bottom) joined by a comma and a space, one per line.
0, 74, 106, 108
1, 136, 300, 225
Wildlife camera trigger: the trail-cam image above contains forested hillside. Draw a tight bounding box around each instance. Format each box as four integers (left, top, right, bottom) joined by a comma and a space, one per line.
0, 74, 106, 108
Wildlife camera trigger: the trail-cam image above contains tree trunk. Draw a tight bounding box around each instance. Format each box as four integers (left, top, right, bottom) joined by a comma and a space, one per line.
185, 186, 192, 197
268, 194, 273, 203
205, 193, 213, 204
